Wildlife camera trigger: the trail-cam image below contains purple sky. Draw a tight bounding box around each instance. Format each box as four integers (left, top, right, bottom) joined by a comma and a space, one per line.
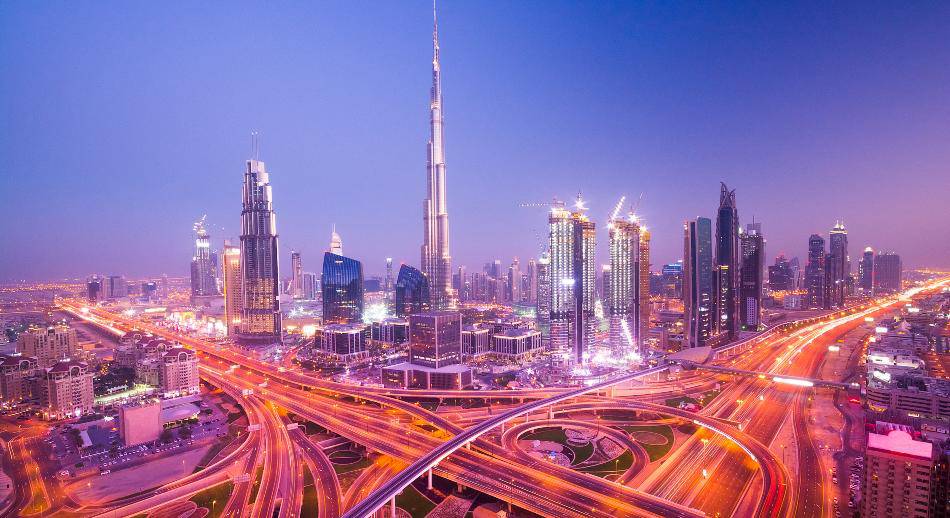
2, 1, 949, 282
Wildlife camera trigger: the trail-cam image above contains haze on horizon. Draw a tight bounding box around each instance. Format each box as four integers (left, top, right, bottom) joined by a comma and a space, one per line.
2, 1, 949, 282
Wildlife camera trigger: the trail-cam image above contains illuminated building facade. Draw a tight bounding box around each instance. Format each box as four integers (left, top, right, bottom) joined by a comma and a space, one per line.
536, 253, 551, 343
222, 244, 242, 337
408, 311, 461, 369
17, 324, 78, 368
548, 197, 596, 363
638, 228, 651, 346
768, 254, 792, 291
322, 252, 364, 324
805, 234, 826, 308
859, 247, 875, 293
684, 217, 714, 348
159, 347, 199, 398
606, 215, 638, 351
874, 252, 902, 293
0, 354, 38, 402
41, 359, 94, 420
394, 264, 431, 317
827, 221, 849, 307
420, 6, 456, 310
290, 250, 303, 299
739, 225, 764, 329
190, 217, 219, 298
238, 137, 282, 344
715, 183, 740, 340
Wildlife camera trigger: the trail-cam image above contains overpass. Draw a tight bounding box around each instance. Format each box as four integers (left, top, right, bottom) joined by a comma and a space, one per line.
672, 360, 858, 390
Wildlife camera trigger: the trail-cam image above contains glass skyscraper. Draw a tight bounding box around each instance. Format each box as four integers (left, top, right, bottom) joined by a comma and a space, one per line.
394, 264, 431, 317
715, 183, 739, 340
322, 252, 364, 324
684, 217, 714, 348
548, 197, 596, 364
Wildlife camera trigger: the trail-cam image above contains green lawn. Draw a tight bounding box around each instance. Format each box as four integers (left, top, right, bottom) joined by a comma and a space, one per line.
190, 481, 234, 518
522, 427, 594, 465
332, 454, 375, 474
621, 424, 675, 461
664, 395, 700, 408
579, 450, 633, 476
248, 465, 264, 504
396, 484, 436, 518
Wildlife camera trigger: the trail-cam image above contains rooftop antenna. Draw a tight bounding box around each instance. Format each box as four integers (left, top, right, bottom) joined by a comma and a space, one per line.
250, 131, 262, 160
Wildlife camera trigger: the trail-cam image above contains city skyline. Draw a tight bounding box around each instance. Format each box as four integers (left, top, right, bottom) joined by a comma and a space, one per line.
4, 1, 950, 282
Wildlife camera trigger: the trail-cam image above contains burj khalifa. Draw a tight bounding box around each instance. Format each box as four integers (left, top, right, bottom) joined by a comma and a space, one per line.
421, 3, 455, 310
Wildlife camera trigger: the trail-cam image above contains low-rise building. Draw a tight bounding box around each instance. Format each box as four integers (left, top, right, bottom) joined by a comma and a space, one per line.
0, 354, 38, 403
315, 324, 369, 364
491, 328, 543, 360
866, 373, 950, 423
119, 400, 162, 446
461, 324, 491, 359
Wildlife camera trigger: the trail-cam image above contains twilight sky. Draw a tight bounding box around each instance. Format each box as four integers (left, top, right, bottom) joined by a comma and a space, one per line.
2, 1, 949, 282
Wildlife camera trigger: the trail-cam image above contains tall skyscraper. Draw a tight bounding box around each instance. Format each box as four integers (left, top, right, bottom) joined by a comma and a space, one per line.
684, 218, 714, 348
536, 253, 551, 343
301, 272, 318, 301
384, 258, 394, 293
548, 197, 596, 364
526, 258, 538, 304
508, 258, 522, 303
827, 221, 849, 307
190, 216, 219, 299
322, 252, 364, 324
859, 247, 875, 294
420, 6, 455, 310
805, 234, 826, 309
290, 250, 303, 299
715, 183, 740, 340
238, 135, 281, 345
768, 254, 792, 291
606, 213, 638, 351
329, 225, 343, 255
874, 252, 902, 293
222, 243, 243, 337
394, 264, 431, 317
637, 227, 651, 346
661, 262, 683, 299
739, 226, 765, 330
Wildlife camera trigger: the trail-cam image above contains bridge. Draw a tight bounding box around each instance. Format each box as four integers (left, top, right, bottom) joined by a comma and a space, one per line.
671, 360, 858, 390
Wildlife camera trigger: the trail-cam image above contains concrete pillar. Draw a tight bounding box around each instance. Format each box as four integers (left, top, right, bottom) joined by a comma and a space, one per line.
525, 413, 530, 423
548, 407, 554, 419
508, 502, 513, 514
427, 468, 433, 490
390, 497, 396, 517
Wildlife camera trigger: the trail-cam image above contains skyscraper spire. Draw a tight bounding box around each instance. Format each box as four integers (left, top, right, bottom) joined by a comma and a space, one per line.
421, 1, 454, 309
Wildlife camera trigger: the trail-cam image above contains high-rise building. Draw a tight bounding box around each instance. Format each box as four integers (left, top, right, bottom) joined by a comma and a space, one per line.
159, 347, 200, 398
394, 264, 431, 317
384, 258, 394, 294
826, 222, 849, 307
86, 276, 103, 303
788, 256, 801, 291
408, 311, 461, 369
661, 262, 683, 299
17, 324, 78, 369
41, 359, 94, 420
637, 227, 652, 346
222, 243, 243, 337
322, 252, 364, 324
0, 354, 38, 403
190, 217, 219, 299
238, 135, 281, 345
508, 258, 522, 303
861, 428, 935, 518
526, 258, 538, 304
859, 247, 875, 294
301, 272, 318, 301
548, 197, 596, 364
420, 6, 455, 310
768, 254, 792, 291
739, 226, 765, 330
536, 253, 551, 343
684, 218, 715, 348
108, 275, 128, 299
805, 234, 826, 309
290, 251, 303, 299
874, 252, 902, 293
715, 183, 740, 340
606, 213, 638, 351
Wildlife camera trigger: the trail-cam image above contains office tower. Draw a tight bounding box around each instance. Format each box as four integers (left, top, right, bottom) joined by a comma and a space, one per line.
329, 225, 343, 255
222, 243, 243, 337
385, 258, 394, 293
108, 275, 127, 299
715, 183, 740, 340
408, 311, 461, 368
420, 6, 455, 310
322, 252, 364, 324
141, 281, 157, 302
190, 217, 219, 298
86, 276, 102, 303
859, 247, 875, 294
739, 226, 765, 330
874, 252, 902, 293
638, 228, 651, 346
18, 324, 78, 368
536, 253, 551, 343
508, 258, 522, 303
42, 359, 95, 419
549, 197, 596, 364
159, 347, 200, 398
290, 250, 303, 299
862, 428, 935, 518
301, 272, 318, 301
768, 254, 792, 291
453, 266, 468, 302
805, 234, 826, 309
606, 213, 638, 351
788, 256, 801, 291
826, 221, 849, 307
238, 135, 282, 345
394, 264, 431, 317
160, 274, 169, 299
661, 262, 684, 299
526, 258, 538, 304
684, 218, 715, 348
